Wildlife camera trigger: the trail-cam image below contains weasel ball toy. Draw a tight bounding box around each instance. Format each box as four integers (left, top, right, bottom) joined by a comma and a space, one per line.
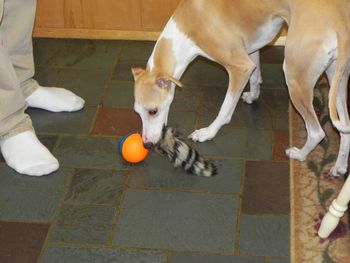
118, 133, 149, 163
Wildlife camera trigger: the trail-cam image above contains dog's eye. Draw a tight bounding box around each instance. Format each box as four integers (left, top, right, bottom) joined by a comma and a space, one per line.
148, 108, 158, 116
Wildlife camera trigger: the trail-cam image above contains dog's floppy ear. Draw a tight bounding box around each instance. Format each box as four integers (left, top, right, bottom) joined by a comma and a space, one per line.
131, 68, 145, 80
156, 75, 183, 89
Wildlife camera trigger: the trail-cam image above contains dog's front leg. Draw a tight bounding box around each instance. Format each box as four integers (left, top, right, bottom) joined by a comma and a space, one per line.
189, 51, 256, 142
241, 51, 262, 104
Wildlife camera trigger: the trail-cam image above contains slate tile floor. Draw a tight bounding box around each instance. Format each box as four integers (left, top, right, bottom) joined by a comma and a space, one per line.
0, 39, 290, 263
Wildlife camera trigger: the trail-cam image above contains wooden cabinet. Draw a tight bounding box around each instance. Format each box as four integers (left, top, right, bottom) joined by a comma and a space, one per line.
33, 0, 285, 44
34, 0, 181, 40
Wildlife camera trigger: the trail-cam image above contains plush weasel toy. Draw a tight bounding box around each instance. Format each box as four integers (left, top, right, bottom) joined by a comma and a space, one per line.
156, 126, 217, 177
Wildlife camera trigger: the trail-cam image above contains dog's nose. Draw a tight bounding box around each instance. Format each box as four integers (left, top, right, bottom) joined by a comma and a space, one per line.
143, 142, 154, 150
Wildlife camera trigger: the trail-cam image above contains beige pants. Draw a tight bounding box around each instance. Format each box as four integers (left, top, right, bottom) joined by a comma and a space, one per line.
0, 0, 39, 139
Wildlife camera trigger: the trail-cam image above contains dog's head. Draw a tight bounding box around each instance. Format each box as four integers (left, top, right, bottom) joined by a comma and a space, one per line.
132, 67, 182, 147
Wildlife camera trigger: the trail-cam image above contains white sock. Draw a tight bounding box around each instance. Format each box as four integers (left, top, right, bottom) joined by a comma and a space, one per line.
0, 131, 59, 176
26, 86, 85, 112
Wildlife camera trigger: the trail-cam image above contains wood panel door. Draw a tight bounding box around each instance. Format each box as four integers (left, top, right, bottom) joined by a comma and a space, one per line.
34, 0, 180, 40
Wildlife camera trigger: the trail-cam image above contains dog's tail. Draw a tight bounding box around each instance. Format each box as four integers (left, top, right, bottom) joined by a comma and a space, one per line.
328, 34, 350, 133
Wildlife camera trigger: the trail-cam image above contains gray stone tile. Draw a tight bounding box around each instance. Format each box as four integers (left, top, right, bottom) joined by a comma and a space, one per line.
55, 136, 127, 169
260, 89, 289, 112
260, 64, 286, 89
129, 153, 242, 194
274, 110, 289, 131
112, 60, 147, 81
199, 101, 273, 130
181, 58, 229, 87
50, 205, 116, 244
239, 215, 290, 257
33, 39, 122, 71
120, 41, 155, 61
34, 67, 110, 107
172, 84, 202, 111
194, 128, 272, 160
171, 253, 263, 263
168, 111, 196, 137
103, 81, 135, 109
28, 106, 96, 135
41, 246, 166, 263
269, 258, 290, 263
260, 46, 285, 64
113, 190, 238, 253
65, 169, 127, 206
0, 164, 70, 221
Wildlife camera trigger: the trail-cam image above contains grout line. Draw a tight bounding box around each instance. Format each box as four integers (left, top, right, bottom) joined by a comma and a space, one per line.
233, 159, 246, 256
0, 218, 50, 225
36, 168, 76, 263
106, 169, 131, 245
44, 241, 267, 259
123, 187, 241, 197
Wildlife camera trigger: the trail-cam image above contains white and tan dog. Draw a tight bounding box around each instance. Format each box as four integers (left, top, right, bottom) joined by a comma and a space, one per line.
132, 0, 350, 176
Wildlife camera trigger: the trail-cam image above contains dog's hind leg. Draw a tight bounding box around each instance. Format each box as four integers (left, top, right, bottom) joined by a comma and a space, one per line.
326, 61, 350, 176
189, 49, 256, 142
284, 36, 330, 161
241, 50, 262, 104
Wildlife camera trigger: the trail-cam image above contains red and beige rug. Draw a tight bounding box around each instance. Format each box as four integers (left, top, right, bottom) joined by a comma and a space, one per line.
291, 83, 350, 262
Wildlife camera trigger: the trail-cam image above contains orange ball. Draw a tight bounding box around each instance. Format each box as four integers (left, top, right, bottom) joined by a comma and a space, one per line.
119, 133, 149, 163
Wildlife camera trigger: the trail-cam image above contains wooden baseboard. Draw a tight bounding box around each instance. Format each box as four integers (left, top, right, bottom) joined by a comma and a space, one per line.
33, 27, 286, 46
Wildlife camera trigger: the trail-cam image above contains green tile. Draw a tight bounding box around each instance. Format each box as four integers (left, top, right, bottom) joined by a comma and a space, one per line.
129, 153, 242, 193
120, 41, 155, 60
199, 101, 273, 130
34, 67, 110, 107
194, 127, 272, 160
0, 164, 70, 221
50, 205, 116, 244
113, 190, 238, 253
168, 111, 196, 137
171, 253, 263, 263
260, 64, 286, 89
181, 58, 229, 87
28, 106, 97, 135
65, 169, 127, 206
33, 39, 122, 71
112, 60, 147, 81
260, 46, 285, 64
55, 136, 127, 169
171, 84, 202, 111
274, 110, 289, 131
41, 247, 166, 263
239, 215, 290, 257
260, 89, 289, 112
103, 81, 135, 109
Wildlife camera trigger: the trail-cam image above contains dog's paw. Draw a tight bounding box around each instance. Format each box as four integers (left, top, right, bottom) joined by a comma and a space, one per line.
241, 92, 259, 104
286, 147, 307, 161
330, 165, 347, 177
189, 127, 216, 142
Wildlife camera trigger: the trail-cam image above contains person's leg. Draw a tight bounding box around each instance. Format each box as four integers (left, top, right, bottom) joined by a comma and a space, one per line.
1, 0, 85, 112
0, 0, 58, 176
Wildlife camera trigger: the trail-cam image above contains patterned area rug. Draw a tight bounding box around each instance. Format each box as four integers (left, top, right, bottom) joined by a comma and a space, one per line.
291, 82, 350, 263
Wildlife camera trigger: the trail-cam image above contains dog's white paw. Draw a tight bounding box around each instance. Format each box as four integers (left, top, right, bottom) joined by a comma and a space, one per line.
330, 165, 347, 177
241, 92, 258, 104
286, 147, 307, 161
189, 127, 216, 142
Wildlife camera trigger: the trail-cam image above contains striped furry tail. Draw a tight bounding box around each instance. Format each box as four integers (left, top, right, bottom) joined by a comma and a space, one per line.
156, 126, 217, 177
